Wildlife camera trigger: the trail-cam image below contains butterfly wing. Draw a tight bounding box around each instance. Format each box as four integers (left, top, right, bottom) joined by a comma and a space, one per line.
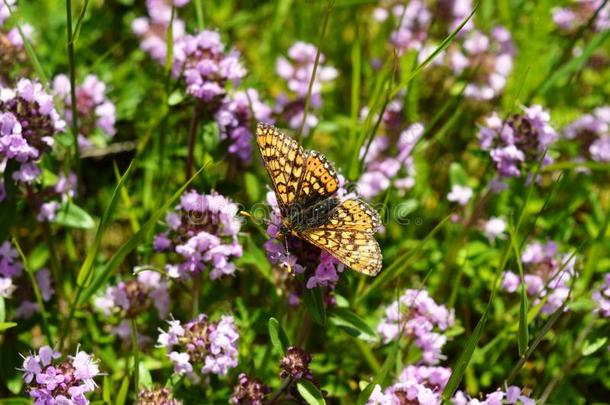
298, 198, 383, 276
256, 123, 307, 217
294, 151, 340, 209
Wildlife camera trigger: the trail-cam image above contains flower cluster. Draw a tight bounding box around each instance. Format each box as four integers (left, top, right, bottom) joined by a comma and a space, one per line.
275, 41, 338, 134
0, 239, 22, 298
36, 172, 78, 222
53, 74, 116, 148
230, 373, 270, 405
367, 365, 451, 405
215, 88, 273, 165
358, 118, 423, 199
157, 313, 239, 380
502, 241, 576, 314
263, 191, 345, 293
173, 30, 246, 103
279, 346, 313, 380
0, 1, 31, 85
384, 0, 432, 54
453, 385, 535, 405
478, 105, 558, 178
447, 184, 473, 206
482, 216, 507, 242
447, 26, 515, 100
0, 79, 65, 184
138, 386, 183, 405
95, 270, 170, 319
132, 0, 189, 65
21, 346, 100, 405
561, 106, 610, 163
154, 190, 243, 279
552, 0, 610, 33
377, 289, 455, 364
592, 273, 610, 318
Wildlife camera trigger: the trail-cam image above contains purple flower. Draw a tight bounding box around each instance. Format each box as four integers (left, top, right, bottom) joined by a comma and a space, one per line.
453, 385, 535, 405
478, 106, 557, 178
552, 1, 610, 32
274, 41, 337, 135
95, 269, 170, 320
154, 190, 243, 279
0, 79, 64, 184
20, 346, 99, 405
279, 346, 313, 380
53, 74, 116, 147
447, 184, 473, 206
0, 239, 22, 278
132, 0, 188, 65
0, 276, 15, 298
377, 289, 455, 365
367, 365, 451, 405
358, 119, 423, 199
157, 313, 239, 381
173, 30, 246, 103
482, 217, 507, 241
561, 106, 610, 164
230, 373, 269, 405
592, 273, 610, 317
139, 386, 184, 405
502, 241, 575, 314
215, 88, 273, 165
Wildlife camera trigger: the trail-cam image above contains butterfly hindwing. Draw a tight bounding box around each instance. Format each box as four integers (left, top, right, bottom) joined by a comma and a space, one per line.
317, 198, 381, 233
298, 228, 382, 276
256, 123, 307, 216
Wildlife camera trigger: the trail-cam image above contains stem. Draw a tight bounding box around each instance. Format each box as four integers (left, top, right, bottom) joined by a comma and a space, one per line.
297, 0, 334, 141
12, 237, 54, 345
186, 101, 202, 180
296, 310, 312, 347
58, 286, 83, 350
41, 222, 63, 303
269, 377, 293, 405
192, 275, 201, 317
131, 319, 140, 395
66, 0, 81, 184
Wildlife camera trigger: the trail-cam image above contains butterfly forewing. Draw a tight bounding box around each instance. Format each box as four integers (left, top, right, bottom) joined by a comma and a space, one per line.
295, 151, 339, 209
256, 123, 307, 217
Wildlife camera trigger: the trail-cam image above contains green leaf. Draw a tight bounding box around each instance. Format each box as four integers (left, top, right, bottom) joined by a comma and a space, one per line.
79, 165, 205, 305
76, 161, 134, 287
167, 89, 185, 106
244, 172, 261, 202
0, 399, 33, 405
268, 317, 290, 354
329, 308, 377, 340
0, 322, 17, 331
139, 361, 153, 388
296, 380, 326, 405
103, 375, 112, 403
449, 162, 469, 186
582, 337, 608, 356
303, 287, 326, 326
115, 376, 130, 405
0, 296, 5, 323
53, 202, 96, 229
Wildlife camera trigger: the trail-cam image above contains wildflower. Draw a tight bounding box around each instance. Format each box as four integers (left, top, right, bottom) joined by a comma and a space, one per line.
132, 0, 188, 65
482, 217, 507, 241
453, 385, 535, 405
20, 346, 100, 405
173, 30, 246, 103
35, 172, 78, 223
279, 346, 313, 380
157, 313, 239, 381
138, 386, 183, 405
215, 88, 273, 165
447, 184, 473, 206
377, 289, 455, 364
592, 273, 610, 317
275, 41, 338, 134
1, 5, 30, 85
94, 270, 170, 319
561, 106, 610, 163
0, 276, 15, 298
478, 105, 557, 178
154, 190, 243, 279
367, 365, 451, 405
0, 79, 65, 184
0, 239, 22, 278
52, 74, 116, 148
358, 120, 423, 199
552, 1, 610, 32
502, 241, 575, 314
230, 373, 270, 405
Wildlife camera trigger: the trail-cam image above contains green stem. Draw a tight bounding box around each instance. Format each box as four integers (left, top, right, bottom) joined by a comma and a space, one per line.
131, 319, 140, 395
297, 0, 334, 141
66, 0, 81, 184
186, 102, 202, 181
12, 237, 53, 345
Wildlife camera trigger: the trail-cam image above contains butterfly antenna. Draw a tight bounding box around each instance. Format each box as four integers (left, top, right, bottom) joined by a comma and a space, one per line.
283, 233, 293, 275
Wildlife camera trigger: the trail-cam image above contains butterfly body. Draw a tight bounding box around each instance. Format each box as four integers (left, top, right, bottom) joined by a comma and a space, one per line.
257, 123, 382, 276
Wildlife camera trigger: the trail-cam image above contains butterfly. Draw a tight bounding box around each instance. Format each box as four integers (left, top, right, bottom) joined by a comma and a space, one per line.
256, 122, 382, 276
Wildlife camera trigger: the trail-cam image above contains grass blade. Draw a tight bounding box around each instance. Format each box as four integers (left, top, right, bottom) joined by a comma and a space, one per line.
508, 224, 529, 356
